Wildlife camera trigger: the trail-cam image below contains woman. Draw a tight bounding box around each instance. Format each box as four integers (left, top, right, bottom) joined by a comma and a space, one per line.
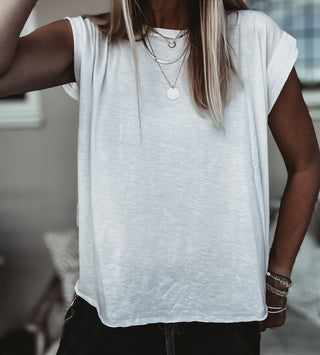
1, 0, 320, 354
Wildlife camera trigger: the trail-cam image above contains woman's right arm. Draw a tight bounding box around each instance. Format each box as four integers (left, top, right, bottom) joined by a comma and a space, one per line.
0, 0, 74, 98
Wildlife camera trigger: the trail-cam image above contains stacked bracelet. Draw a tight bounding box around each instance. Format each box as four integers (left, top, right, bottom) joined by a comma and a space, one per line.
267, 305, 287, 314
266, 283, 288, 297
267, 271, 292, 288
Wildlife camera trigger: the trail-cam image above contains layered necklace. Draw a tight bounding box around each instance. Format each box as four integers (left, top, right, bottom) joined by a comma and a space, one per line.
142, 25, 189, 100
149, 27, 187, 49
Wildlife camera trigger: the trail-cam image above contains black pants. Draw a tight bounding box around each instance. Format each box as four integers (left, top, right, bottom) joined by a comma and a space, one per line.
56, 295, 261, 355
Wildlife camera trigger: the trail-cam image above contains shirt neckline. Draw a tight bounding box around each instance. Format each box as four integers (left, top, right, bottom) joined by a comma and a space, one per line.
151, 27, 188, 38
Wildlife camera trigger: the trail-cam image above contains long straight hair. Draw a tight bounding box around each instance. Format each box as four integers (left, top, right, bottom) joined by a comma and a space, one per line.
85, 0, 248, 140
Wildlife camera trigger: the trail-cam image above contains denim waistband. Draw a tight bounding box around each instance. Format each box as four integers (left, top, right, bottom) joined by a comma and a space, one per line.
158, 323, 186, 355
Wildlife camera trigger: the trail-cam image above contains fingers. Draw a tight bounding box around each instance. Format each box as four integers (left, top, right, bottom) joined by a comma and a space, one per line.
259, 310, 286, 331
259, 321, 267, 332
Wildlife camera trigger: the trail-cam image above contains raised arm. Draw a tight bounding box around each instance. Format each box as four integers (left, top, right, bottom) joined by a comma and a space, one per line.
0, 0, 74, 98
260, 67, 320, 331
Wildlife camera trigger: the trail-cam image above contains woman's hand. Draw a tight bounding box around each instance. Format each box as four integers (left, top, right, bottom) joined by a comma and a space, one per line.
259, 273, 289, 332
259, 289, 287, 331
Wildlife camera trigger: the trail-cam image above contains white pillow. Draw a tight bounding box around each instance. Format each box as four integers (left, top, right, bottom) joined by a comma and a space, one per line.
44, 339, 60, 355
44, 227, 79, 306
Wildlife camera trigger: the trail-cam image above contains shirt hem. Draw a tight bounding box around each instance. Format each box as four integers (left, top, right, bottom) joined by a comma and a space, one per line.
74, 287, 268, 328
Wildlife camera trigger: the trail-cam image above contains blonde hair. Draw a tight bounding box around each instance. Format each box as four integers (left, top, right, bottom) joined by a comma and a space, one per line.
85, 0, 248, 140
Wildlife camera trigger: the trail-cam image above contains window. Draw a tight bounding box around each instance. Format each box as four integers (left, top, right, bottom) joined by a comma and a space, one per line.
247, 0, 320, 88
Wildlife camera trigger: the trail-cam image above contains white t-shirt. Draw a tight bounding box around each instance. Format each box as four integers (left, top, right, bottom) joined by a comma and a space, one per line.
64, 10, 298, 327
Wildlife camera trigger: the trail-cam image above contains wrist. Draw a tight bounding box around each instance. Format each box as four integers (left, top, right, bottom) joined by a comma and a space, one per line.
267, 261, 292, 279
266, 288, 287, 308
265, 280, 288, 309
266, 270, 291, 289
267, 271, 291, 288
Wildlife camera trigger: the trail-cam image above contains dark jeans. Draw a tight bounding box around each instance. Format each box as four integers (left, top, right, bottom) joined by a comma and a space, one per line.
56, 295, 261, 355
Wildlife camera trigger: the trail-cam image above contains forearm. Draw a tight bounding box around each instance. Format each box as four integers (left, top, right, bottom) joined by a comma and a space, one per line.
268, 164, 320, 278
0, 0, 37, 75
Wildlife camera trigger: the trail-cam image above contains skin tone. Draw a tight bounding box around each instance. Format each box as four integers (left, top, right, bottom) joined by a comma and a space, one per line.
260, 68, 320, 330
1, 0, 320, 333
146, 0, 189, 29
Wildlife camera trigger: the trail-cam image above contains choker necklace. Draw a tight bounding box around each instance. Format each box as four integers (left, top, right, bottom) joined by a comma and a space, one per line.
149, 28, 188, 48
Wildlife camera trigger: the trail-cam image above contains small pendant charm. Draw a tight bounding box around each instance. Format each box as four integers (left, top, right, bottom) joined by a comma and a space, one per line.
167, 87, 180, 100
169, 41, 176, 48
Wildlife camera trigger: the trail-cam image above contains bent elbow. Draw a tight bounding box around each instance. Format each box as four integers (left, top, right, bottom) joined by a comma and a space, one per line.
310, 152, 320, 179
0, 55, 12, 79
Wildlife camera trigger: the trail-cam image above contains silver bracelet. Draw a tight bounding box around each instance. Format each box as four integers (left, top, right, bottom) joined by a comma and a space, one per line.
266, 283, 288, 297
267, 306, 287, 314
266, 271, 292, 288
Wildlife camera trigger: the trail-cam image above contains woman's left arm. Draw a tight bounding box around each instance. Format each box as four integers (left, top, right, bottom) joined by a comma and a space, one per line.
260, 67, 320, 331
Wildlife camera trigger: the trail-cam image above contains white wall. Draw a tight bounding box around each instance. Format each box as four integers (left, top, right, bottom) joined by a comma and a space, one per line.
0, 0, 111, 335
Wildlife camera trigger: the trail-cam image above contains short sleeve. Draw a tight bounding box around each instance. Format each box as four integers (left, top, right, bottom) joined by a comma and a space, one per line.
264, 15, 298, 114
62, 16, 84, 101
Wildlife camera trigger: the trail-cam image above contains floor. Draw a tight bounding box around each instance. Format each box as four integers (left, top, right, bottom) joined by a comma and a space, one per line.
260, 309, 320, 355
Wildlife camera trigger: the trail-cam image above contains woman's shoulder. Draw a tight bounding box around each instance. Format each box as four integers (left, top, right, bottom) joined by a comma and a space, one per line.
65, 13, 109, 41
227, 9, 280, 35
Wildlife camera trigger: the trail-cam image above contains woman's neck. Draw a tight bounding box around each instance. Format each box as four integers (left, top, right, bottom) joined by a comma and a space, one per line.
146, 0, 189, 29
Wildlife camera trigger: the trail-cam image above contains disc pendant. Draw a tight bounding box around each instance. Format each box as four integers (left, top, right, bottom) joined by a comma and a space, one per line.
167, 87, 180, 100
169, 42, 176, 48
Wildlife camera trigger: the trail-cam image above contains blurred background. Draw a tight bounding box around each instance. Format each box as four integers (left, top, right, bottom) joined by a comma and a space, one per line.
0, 0, 319, 354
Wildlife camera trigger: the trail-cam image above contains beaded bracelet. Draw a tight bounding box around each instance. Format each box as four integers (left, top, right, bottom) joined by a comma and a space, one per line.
266, 283, 288, 297
267, 270, 292, 289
